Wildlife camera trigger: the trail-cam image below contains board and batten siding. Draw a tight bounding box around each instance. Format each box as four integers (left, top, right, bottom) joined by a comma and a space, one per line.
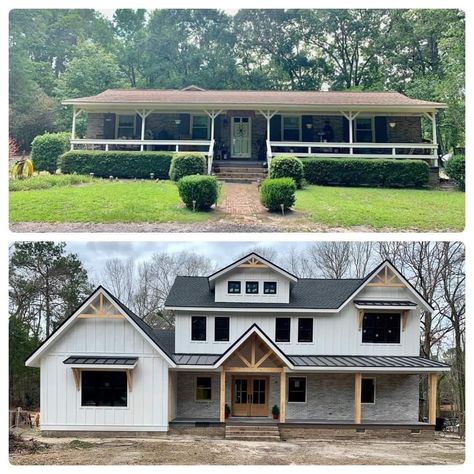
174, 284, 420, 356
39, 317, 170, 431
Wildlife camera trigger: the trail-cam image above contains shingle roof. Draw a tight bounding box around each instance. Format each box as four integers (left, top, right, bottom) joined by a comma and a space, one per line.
165, 276, 364, 309
64, 88, 445, 108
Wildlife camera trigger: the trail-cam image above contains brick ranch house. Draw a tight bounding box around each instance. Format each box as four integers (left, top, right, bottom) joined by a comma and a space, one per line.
64, 86, 445, 180
25, 254, 449, 439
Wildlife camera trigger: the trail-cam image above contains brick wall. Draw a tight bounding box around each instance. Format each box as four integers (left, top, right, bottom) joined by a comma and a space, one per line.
387, 116, 422, 143
86, 113, 105, 139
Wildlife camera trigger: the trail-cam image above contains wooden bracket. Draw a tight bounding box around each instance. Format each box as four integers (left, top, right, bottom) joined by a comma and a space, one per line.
72, 368, 81, 391
126, 369, 133, 392
401, 310, 409, 331
358, 310, 364, 330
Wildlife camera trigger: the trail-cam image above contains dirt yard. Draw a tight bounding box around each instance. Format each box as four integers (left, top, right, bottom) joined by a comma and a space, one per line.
9, 430, 464, 465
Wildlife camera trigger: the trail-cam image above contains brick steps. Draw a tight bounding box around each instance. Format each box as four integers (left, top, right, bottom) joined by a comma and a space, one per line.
213, 166, 267, 183
225, 424, 281, 442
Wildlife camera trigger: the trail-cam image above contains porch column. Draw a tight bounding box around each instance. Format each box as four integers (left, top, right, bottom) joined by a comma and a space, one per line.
279, 370, 286, 423
219, 370, 226, 422
70, 107, 81, 150
342, 112, 359, 155
137, 109, 152, 152
428, 373, 438, 425
205, 110, 223, 142
431, 112, 438, 146
354, 373, 362, 424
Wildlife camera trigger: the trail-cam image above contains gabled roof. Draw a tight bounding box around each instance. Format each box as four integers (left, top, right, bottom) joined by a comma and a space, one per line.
25, 286, 176, 368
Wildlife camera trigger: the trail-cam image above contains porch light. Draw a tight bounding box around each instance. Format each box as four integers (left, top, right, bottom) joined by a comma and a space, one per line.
388, 121, 397, 128
305, 123, 313, 129
174, 119, 181, 125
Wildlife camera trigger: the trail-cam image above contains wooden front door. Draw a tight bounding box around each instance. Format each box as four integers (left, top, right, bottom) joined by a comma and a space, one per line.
232, 376, 268, 417
231, 117, 251, 158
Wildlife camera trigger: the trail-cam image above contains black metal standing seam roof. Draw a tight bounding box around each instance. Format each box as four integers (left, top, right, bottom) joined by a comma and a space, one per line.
354, 300, 417, 307
173, 354, 221, 365
165, 276, 365, 309
63, 356, 138, 365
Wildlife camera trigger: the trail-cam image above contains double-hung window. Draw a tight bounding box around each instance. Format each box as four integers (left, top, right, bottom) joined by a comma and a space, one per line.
191, 115, 210, 139
215, 317, 230, 342
282, 115, 301, 141
354, 117, 374, 143
196, 376, 212, 401
275, 317, 291, 342
191, 316, 206, 341
116, 115, 135, 138
298, 318, 313, 342
288, 377, 306, 403
362, 313, 401, 343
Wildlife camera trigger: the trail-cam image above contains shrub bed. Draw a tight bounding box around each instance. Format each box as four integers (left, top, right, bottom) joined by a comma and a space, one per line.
269, 155, 304, 188
302, 158, 430, 188
177, 175, 219, 211
260, 177, 296, 212
445, 155, 465, 190
60, 151, 173, 179
31, 132, 70, 173
169, 153, 206, 181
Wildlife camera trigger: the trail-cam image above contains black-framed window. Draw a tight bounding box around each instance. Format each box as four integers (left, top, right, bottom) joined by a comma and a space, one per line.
246, 281, 259, 294
191, 316, 206, 341
282, 115, 301, 141
264, 282, 277, 294
196, 376, 212, 401
288, 377, 306, 403
215, 317, 230, 341
275, 318, 291, 342
361, 378, 375, 404
81, 371, 127, 407
298, 318, 313, 342
228, 281, 241, 294
362, 313, 401, 343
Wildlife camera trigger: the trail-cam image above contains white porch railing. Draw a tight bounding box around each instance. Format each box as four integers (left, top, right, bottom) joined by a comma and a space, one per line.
266, 139, 273, 177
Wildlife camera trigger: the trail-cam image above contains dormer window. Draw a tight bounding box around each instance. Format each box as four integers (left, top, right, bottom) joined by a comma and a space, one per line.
246, 281, 259, 294
228, 281, 241, 294
264, 282, 277, 294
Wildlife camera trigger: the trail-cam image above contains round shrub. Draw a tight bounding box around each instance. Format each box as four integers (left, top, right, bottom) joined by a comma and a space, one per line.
445, 155, 465, 190
177, 175, 219, 211
270, 155, 304, 188
31, 132, 70, 173
169, 152, 206, 181
260, 177, 296, 212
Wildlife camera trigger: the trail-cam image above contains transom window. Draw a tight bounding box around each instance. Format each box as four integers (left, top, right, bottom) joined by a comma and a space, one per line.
116, 114, 135, 138
362, 313, 401, 344
354, 117, 374, 143
275, 317, 291, 342
361, 378, 376, 404
191, 115, 210, 139
191, 316, 207, 341
81, 371, 127, 407
228, 281, 241, 294
298, 318, 313, 342
196, 376, 212, 401
246, 281, 259, 294
288, 377, 306, 403
215, 317, 230, 342
282, 115, 301, 141
264, 282, 277, 294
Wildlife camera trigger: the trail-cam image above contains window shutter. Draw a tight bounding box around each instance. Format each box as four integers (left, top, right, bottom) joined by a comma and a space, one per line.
342, 116, 349, 142
103, 113, 116, 139
270, 114, 281, 141
302, 115, 313, 141
375, 116, 387, 143
179, 113, 190, 136
135, 114, 142, 139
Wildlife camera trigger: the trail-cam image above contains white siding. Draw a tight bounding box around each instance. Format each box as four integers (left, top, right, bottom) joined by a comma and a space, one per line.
214, 268, 290, 304
174, 284, 420, 356
40, 317, 169, 431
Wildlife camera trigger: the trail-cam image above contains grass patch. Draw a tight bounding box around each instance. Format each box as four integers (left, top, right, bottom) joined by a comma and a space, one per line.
9, 180, 210, 224
10, 173, 94, 192
294, 185, 465, 231
68, 440, 96, 450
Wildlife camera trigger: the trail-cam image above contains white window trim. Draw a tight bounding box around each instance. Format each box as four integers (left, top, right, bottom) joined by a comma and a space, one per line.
190, 113, 210, 140
115, 114, 136, 139
214, 316, 230, 343
288, 375, 307, 404
194, 375, 213, 402
275, 317, 291, 343
354, 116, 375, 143
227, 280, 242, 295
79, 369, 130, 409
191, 315, 207, 342
361, 377, 376, 405
281, 114, 302, 141
360, 311, 402, 345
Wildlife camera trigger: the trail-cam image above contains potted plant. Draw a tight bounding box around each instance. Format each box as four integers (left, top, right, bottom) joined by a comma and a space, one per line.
272, 405, 280, 420
225, 404, 231, 419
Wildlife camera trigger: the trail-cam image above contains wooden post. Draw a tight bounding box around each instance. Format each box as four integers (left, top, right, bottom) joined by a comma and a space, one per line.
280, 370, 286, 423
210, 110, 215, 142
140, 109, 146, 151
219, 370, 226, 422
428, 373, 438, 425
431, 112, 437, 146
348, 112, 353, 154
354, 373, 362, 424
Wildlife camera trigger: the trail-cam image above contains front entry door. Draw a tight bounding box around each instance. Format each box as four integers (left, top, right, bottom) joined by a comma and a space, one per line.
232, 376, 268, 417
231, 117, 251, 158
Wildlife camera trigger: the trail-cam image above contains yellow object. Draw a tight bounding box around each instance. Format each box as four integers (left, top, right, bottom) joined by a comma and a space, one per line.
11, 158, 34, 178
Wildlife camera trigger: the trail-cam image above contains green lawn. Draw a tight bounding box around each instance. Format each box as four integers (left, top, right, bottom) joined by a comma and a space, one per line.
9, 180, 208, 224
294, 185, 465, 231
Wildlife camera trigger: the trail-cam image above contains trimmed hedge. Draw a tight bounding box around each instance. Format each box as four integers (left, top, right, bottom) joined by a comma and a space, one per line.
169, 152, 206, 181
177, 175, 219, 211
31, 132, 70, 173
270, 155, 304, 188
60, 151, 173, 179
445, 155, 465, 191
260, 177, 296, 212
302, 158, 430, 188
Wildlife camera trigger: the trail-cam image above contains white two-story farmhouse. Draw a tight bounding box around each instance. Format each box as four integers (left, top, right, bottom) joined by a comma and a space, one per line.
26, 254, 449, 437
